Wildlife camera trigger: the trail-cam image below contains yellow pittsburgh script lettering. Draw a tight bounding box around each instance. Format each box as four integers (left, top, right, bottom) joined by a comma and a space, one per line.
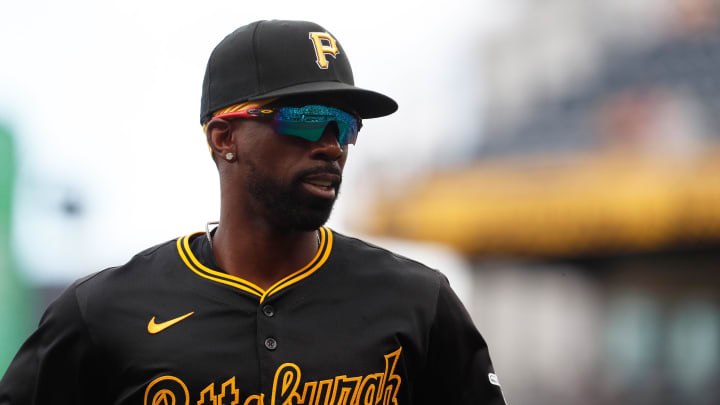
296, 381, 317, 405
144, 376, 190, 405
198, 383, 217, 405
269, 347, 403, 405
144, 348, 403, 405
331, 376, 362, 405
271, 363, 302, 405
243, 394, 264, 405
219, 377, 240, 405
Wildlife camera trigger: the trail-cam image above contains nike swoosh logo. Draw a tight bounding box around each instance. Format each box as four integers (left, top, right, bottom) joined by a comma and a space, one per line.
147, 312, 195, 334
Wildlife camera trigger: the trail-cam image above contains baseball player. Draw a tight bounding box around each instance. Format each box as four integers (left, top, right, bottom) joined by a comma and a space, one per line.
0, 20, 506, 405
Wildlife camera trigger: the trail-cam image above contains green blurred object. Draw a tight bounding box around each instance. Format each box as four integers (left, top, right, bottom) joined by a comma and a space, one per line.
0, 124, 32, 376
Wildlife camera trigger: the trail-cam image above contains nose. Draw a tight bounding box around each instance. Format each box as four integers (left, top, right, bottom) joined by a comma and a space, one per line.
310, 122, 344, 161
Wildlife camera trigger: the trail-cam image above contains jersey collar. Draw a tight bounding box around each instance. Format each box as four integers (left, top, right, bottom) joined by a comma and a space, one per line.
176, 227, 333, 303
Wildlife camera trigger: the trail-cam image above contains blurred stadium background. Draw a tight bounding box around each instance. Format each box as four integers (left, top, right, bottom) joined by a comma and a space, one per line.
2, 1, 720, 404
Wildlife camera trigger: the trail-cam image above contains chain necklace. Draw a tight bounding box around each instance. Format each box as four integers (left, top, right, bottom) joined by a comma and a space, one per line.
205, 221, 321, 249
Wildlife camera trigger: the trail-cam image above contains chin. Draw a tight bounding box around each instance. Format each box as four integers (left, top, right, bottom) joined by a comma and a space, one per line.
246, 166, 340, 231
282, 199, 335, 231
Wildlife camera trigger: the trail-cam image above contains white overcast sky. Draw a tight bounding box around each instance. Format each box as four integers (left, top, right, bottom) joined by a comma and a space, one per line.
1, 0, 521, 284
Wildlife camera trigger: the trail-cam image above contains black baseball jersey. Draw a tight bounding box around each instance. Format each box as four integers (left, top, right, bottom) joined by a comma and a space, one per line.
0, 227, 506, 405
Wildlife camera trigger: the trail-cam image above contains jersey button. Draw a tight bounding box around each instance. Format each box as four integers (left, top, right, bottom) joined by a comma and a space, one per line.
264, 337, 278, 351
262, 305, 275, 317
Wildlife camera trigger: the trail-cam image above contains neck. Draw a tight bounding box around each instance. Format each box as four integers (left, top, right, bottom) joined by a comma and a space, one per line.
211, 206, 321, 291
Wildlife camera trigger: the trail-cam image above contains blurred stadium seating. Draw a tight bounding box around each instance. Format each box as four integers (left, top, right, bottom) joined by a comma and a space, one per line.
362, 1, 720, 404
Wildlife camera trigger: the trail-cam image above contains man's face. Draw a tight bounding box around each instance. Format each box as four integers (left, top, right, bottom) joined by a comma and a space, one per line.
232, 107, 349, 231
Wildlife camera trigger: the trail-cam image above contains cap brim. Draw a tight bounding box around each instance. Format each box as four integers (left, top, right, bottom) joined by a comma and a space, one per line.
248, 81, 398, 119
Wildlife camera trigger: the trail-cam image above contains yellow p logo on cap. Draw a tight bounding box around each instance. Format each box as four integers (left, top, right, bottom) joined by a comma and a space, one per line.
309, 32, 339, 69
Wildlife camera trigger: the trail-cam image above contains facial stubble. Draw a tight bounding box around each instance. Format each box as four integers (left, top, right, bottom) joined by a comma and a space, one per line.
244, 158, 340, 231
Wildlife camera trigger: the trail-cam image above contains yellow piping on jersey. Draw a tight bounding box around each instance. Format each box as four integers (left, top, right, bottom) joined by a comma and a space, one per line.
182, 234, 265, 295
176, 227, 333, 302
261, 227, 332, 302
177, 236, 264, 297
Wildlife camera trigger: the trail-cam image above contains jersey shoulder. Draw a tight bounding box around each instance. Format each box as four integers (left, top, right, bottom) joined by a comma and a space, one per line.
330, 230, 449, 288
69, 237, 185, 311
76, 236, 179, 283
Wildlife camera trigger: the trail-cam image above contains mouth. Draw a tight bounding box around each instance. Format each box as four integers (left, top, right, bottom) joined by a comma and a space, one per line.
301, 173, 341, 200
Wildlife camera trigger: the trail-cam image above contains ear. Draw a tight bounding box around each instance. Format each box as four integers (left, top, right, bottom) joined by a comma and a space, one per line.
205, 118, 236, 162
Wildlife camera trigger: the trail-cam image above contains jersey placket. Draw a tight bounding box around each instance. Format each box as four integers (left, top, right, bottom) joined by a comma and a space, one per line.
256, 297, 281, 399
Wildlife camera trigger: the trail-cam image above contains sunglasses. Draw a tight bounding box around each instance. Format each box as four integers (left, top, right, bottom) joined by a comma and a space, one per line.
214, 105, 362, 145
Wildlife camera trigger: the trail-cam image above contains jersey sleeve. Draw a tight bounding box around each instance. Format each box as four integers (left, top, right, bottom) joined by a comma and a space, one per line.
421, 276, 507, 405
0, 282, 102, 405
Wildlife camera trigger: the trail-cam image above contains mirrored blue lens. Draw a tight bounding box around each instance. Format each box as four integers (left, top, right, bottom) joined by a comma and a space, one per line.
271, 105, 360, 145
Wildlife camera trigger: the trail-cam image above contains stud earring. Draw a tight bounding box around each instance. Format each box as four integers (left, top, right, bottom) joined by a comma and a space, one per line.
225, 152, 234, 161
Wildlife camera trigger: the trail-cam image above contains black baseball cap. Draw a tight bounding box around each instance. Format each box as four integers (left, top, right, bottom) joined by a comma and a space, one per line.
200, 20, 398, 125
